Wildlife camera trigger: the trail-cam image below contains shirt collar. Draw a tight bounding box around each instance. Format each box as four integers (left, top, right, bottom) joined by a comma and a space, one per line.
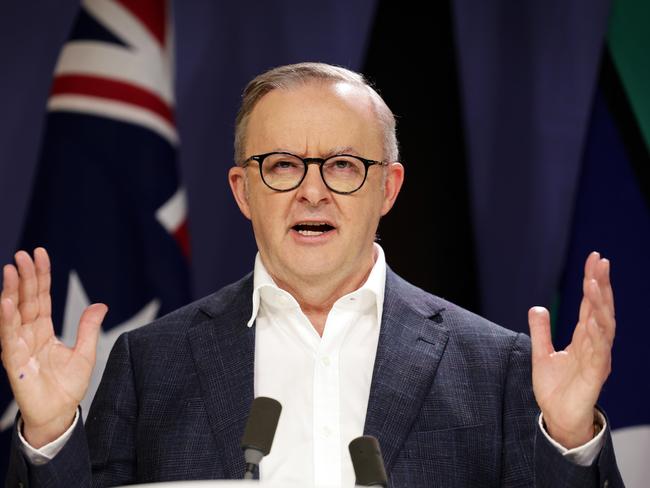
246, 243, 386, 327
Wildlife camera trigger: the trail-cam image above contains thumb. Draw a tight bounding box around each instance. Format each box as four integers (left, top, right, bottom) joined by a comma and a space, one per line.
528, 306, 554, 362
74, 303, 108, 364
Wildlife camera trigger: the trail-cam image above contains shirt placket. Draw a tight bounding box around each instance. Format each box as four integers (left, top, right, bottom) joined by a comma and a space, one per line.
312, 343, 340, 486
312, 305, 359, 487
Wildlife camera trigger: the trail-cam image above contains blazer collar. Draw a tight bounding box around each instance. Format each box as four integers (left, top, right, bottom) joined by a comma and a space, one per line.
188, 274, 255, 479
364, 267, 451, 472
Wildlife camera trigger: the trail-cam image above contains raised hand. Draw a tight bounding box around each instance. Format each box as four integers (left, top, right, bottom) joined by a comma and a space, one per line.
0, 248, 107, 448
528, 251, 615, 448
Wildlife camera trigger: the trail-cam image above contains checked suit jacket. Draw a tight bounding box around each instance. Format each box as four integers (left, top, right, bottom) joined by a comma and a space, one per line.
8, 268, 623, 487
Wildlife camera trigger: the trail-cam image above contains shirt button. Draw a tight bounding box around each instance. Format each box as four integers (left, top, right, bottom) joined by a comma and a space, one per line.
321, 356, 331, 367
323, 426, 332, 437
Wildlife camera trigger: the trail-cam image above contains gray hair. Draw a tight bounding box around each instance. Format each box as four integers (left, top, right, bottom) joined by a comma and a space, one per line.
233, 62, 399, 165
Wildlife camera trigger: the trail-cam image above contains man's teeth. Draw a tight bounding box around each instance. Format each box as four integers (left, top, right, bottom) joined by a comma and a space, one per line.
293, 222, 333, 236
298, 229, 325, 236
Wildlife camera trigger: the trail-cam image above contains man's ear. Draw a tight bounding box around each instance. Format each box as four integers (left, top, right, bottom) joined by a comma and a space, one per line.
380, 162, 405, 216
228, 166, 252, 220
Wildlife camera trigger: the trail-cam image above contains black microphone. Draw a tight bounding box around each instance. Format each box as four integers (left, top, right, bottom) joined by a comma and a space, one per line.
240, 396, 282, 479
349, 435, 388, 487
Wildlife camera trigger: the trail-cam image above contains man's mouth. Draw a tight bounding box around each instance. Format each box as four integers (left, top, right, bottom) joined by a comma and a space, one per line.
291, 222, 335, 236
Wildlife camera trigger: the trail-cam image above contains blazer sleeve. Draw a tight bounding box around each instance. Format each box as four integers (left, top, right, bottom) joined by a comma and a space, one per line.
502, 333, 624, 488
5, 411, 91, 488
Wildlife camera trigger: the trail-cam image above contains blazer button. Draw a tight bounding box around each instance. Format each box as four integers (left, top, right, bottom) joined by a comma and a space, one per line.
17, 482, 24, 488
603, 480, 609, 488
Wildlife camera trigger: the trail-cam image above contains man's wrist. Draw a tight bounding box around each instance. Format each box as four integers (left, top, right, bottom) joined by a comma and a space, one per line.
539, 410, 607, 466
22, 412, 77, 449
18, 409, 80, 465
542, 408, 601, 449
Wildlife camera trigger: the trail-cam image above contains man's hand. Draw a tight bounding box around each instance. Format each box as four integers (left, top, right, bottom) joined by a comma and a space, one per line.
528, 251, 614, 448
0, 248, 107, 448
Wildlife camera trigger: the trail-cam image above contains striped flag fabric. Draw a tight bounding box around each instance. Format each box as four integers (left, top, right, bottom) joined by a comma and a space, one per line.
0, 0, 190, 476
453, 1, 648, 485
366, 8, 648, 484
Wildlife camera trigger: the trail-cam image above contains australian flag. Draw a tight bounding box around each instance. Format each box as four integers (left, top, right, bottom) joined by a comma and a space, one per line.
0, 0, 190, 476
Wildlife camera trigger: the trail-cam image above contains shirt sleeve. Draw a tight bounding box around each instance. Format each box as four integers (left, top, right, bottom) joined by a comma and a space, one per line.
17, 409, 80, 466
538, 410, 606, 467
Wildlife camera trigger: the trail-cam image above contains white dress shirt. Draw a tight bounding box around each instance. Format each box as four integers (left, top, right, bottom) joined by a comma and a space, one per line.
20, 242, 605, 485
249, 244, 385, 487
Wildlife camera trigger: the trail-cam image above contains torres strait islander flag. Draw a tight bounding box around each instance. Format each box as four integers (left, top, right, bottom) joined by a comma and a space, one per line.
0, 0, 191, 473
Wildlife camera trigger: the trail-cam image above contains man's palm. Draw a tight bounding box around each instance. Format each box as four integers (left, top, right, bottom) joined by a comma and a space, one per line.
0, 248, 107, 446
528, 252, 614, 448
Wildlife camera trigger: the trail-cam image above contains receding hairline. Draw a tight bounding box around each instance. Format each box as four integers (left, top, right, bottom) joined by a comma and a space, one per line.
234, 63, 399, 165
246, 80, 384, 144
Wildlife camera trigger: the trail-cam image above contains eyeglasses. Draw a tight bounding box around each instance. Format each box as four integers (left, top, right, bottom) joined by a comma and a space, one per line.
241, 152, 387, 194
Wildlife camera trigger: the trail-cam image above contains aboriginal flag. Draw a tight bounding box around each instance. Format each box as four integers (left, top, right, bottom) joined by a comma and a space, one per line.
450, 0, 649, 485
555, 0, 650, 485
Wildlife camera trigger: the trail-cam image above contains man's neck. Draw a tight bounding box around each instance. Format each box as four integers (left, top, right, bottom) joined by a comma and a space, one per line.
269, 259, 375, 337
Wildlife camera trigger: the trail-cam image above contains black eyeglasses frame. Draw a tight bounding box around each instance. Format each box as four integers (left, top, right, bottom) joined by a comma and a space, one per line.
241, 151, 387, 195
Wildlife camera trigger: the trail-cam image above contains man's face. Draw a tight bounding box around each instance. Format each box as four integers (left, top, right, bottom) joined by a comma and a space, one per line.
229, 81, 403, 290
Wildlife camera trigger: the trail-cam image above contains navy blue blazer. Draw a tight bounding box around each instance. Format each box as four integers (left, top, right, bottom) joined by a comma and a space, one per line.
7, 269, 623, 487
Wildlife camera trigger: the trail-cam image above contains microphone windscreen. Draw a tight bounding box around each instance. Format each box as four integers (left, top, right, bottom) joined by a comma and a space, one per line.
240, 397, 282, 456
349, 435, 388, 487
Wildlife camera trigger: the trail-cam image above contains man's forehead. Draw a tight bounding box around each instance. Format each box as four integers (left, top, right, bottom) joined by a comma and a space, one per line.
265, 145, 361, 157
256, 80, 372, 111
248, 81, 376, 126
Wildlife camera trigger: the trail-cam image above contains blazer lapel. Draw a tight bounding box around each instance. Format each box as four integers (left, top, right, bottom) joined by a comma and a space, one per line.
364, 270, 450, 472
188, 276, 255, 479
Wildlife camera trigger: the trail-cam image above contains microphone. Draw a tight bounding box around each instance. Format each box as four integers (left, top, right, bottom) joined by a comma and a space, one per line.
240, 396, 282, 479
349, 435, 388, 487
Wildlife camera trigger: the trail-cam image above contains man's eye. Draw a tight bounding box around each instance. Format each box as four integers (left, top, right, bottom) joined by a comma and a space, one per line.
334, 160, 352, 169
326, 158, 360, 173
271, 160, 299, 170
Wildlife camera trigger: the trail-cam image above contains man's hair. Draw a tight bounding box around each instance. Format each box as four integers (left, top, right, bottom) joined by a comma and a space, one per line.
234, 62, 399, 165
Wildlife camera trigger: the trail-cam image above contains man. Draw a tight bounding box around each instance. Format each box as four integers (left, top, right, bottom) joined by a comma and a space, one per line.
1, 63, 622, 486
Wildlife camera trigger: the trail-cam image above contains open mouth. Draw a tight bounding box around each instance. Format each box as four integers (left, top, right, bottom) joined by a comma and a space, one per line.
292, 222, 335, 236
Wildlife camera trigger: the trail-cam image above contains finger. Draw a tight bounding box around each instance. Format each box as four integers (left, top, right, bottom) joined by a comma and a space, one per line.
596, 258, 615, 317
578, 294, 592, 329
528, 306, 555, 362
586, 279, 616, 343
14, 251, 39, 323
0, 303, 29, 373
0, 298, 21, 342
584, 251, 600, 280
34, 248, 52, 319
578, 252, 599, 325
585, 317, 612, 375
1, 264, 20, 305
74, 304, 108, 365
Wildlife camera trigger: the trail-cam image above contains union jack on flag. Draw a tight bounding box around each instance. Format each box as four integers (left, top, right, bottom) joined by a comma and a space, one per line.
0, 0, 191, 475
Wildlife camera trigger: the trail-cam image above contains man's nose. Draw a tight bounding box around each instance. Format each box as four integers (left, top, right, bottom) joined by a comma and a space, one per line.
295, 163, 330, 205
